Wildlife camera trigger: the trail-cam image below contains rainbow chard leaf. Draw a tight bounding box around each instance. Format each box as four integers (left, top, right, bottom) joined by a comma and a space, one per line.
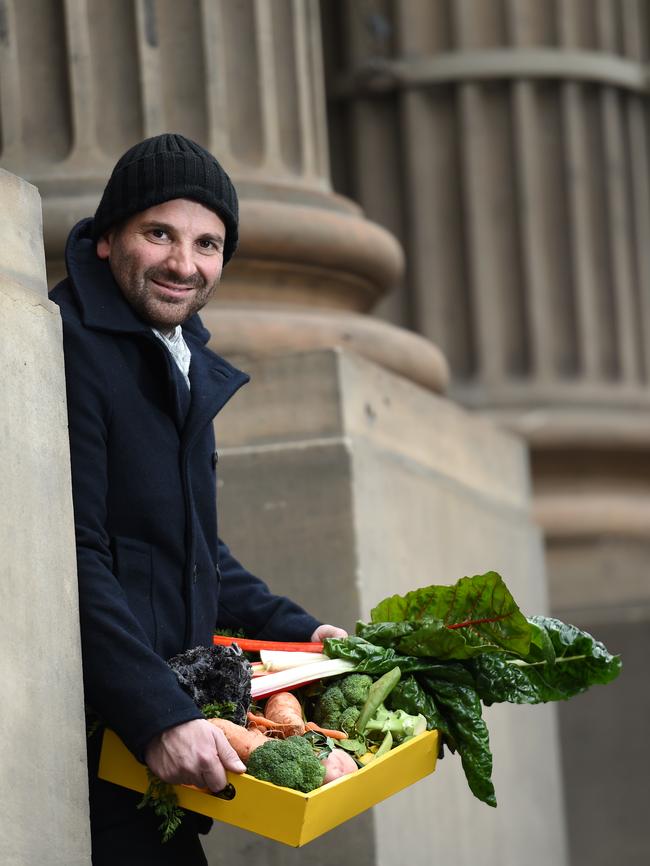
470, 616, 623, 705
362, 572, 533, 660
324, 573, 622, 811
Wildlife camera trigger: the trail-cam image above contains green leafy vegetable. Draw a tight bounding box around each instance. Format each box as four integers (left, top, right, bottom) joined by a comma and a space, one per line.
387, 676, 451, 734
324, 572, 622, 808
471, 615, 622, 705
200, 700, 238, 720
137, 770, 185, 843
363, 571, 533, 659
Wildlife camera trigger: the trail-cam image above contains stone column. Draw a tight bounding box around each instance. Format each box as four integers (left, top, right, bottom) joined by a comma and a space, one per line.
0, 0, 447, 393
325, 0, 650, 408
0, 170, 90, 864
322, 2, 650, 863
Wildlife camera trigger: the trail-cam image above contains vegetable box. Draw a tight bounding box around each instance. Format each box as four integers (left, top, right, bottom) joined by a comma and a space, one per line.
98, 727, 439, 847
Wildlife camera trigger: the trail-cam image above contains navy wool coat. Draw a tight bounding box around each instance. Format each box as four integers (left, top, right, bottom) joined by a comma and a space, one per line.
51, 219, 320, 761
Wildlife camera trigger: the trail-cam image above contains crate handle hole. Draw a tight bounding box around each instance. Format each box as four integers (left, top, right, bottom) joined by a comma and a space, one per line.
214, 783, 236, 801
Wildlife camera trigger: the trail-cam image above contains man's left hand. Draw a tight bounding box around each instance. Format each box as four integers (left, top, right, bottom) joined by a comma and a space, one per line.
311, 623, 348, 641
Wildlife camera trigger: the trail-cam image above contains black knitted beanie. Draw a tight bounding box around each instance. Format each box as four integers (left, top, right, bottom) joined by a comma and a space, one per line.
92, 133, 239, 264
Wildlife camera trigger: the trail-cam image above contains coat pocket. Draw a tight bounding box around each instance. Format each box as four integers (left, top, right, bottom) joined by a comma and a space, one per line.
111, 536, 157, 648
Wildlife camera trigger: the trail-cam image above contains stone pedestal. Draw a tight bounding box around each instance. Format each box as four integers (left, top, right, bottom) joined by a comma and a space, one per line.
0, 170, 90, 865
203, 348, 567, 866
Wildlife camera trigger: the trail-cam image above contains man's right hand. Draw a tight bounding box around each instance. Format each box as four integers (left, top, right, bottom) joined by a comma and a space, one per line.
144, 718, 246, 793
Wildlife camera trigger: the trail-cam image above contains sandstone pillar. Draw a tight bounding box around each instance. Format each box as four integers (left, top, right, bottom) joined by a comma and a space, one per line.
322, 2, 650, 862
204, 348, 567, 866
0, 170, 90, 864
0, 0, 447, 393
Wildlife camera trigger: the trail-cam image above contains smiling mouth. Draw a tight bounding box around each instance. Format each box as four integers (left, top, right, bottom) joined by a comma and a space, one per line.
151, 279, 196, 296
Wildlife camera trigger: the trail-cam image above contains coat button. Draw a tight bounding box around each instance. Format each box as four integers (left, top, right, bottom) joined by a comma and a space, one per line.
212, 451, 219, 468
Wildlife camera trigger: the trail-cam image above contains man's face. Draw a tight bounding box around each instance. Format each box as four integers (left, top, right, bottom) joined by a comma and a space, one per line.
96, 198, 227, 332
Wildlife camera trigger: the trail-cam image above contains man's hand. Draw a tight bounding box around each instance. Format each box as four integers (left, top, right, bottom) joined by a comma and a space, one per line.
311, 623, 348, 641
144, 718, 246, 793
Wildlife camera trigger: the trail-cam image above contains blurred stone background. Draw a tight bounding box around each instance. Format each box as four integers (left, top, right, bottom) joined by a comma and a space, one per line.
1, 2, 647, 864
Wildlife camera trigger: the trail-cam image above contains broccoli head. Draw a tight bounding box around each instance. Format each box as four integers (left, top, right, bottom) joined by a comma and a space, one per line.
312, 673, 373, 730
246, 736, 325, 792
339, 673, 373, 706
338, 706, 361, 735
312, 685, 346, 729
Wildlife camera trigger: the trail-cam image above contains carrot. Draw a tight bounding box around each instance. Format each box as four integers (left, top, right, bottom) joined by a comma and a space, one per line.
262, 692, 306, 736
207, 718, 268, 764
246, 711, 284, 729
213, 635, 324, 653
305, 721, 348, 740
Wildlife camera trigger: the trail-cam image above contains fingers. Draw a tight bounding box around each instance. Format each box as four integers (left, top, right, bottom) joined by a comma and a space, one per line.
145, 718, 243, 793
311, 623, 348, 641
211, 726, 246, 774
200, 760, 229, 794
190, 728, 245, 793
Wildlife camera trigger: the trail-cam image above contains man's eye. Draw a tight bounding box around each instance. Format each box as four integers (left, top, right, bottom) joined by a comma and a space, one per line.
198, 238, 219, 251
150, 228, 168, 240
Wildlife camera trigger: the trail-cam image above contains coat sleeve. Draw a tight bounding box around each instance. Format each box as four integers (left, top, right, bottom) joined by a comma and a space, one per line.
62, 321, 201, 761
215, 539, 321, 641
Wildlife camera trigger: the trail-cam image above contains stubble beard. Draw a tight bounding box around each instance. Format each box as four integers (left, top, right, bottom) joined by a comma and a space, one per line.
115, 257, 218, 331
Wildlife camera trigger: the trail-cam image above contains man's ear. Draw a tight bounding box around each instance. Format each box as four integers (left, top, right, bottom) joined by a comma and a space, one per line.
96, 234, 111, 260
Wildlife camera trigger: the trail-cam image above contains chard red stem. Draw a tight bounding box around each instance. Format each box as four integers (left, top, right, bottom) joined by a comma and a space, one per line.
446, 615, 508, 630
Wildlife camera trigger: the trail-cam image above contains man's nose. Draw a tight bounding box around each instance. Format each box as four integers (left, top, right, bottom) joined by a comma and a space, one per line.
165, 243, 196, 280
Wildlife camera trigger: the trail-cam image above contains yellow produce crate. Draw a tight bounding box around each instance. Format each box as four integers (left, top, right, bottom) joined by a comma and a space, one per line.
98, 727, 439, 847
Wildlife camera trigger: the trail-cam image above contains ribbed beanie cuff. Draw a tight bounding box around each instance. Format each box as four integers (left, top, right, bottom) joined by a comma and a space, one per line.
92, 134, 239, 264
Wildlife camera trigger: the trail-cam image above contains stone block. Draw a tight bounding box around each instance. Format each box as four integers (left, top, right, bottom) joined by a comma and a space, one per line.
0, 168, 47, 296
0, 172, 90, 865
204, 348, 567, 866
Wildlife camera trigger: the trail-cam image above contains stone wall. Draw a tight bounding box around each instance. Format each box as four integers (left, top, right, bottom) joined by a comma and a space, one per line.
0, 169, 90, 865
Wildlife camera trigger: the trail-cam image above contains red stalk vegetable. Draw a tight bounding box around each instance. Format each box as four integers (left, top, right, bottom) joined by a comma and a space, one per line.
213, 635, 324, 653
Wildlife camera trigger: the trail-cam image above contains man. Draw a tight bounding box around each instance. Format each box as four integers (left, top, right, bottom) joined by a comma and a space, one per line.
51, 133, 346, 865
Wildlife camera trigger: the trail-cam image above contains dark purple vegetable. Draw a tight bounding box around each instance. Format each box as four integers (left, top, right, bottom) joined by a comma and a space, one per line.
167, 644, 251, 726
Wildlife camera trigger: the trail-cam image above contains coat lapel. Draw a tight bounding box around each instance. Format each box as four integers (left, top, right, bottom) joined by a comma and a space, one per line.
182, 343, 249, 450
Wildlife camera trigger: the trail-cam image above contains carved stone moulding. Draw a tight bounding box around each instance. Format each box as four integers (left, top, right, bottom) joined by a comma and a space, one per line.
201, 303, 449, 396
225, 198, 404, 313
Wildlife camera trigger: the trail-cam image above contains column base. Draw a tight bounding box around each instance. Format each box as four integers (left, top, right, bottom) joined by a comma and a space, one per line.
201, 303, 449, 394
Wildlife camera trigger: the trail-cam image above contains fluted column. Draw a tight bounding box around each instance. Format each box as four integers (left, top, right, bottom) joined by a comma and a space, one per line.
324, 0, 650, 413
0, 0, 447, 393
324, 0, 650, 527
322, 2, 650, 863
